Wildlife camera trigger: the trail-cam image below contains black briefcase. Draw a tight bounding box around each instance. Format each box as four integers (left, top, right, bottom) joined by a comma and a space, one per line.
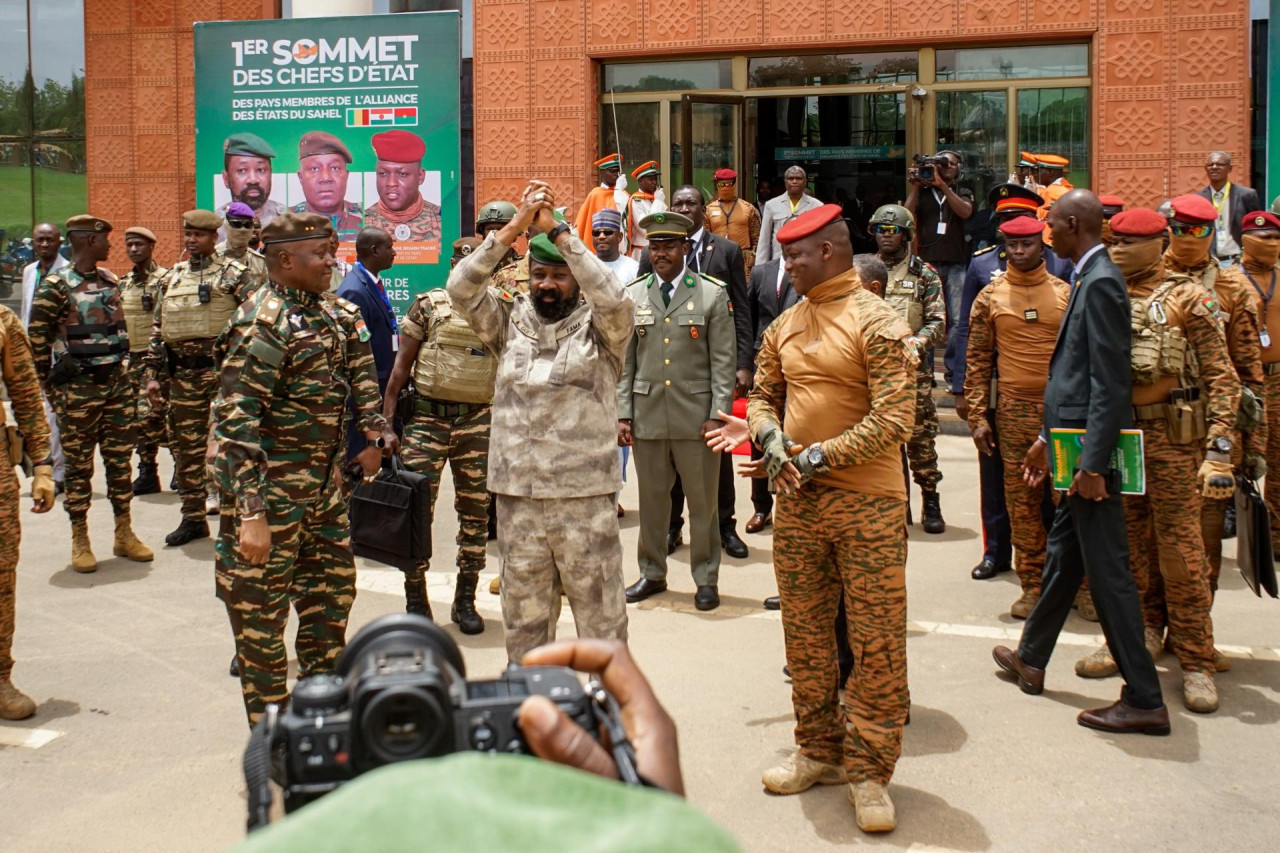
1234, 476, 1278, 598
350, 456, 433, 571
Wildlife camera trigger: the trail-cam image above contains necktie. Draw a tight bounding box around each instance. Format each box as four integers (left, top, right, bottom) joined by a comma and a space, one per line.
688, 237, 701, 273
661, 281, 674, 307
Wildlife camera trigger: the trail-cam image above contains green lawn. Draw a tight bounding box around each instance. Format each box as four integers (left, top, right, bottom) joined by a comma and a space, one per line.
0, 164, 87, 242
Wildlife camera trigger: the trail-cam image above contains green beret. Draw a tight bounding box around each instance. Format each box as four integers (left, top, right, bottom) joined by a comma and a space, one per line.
223, 133, 276, 160
260, 212, 334, 246
639, 210, 693, 239
527, 233, 567, 265
298, 131, 352, 163
65, 214, 112, 234
182, 209, 223, 232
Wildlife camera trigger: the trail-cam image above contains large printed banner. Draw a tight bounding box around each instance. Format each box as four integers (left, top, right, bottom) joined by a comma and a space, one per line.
193, 13, 461, 315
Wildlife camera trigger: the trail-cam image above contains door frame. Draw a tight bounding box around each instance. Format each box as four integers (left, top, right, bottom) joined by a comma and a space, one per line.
679, 93, 746, 188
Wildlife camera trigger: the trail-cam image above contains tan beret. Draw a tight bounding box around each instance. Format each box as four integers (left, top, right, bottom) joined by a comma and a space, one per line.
182, 209, 223, 232
65, 214, 112, 234
298, 131, 352, 164
124, 226, 158, 243
260, 212, 334, 246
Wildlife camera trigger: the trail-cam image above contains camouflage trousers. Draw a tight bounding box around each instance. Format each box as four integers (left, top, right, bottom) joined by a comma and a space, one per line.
1124, 418, 1214, 675
773, 483, 909, 786
997, 396, 1054, 594
906, 366, 941, 489
170, 367, 218, 521
215, 481, 356, 727
1263, 372, 1280, 551
127, 359, 169, 461
496, 493, 627, 664
0, 465, 21, 681
1199, 431, 1242, 597
399, 406, 490, 579
49, 367, 136, 521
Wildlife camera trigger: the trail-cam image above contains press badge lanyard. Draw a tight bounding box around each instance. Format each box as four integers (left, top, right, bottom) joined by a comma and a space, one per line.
1243, 266, 1276, 348
932, 188, 949, 234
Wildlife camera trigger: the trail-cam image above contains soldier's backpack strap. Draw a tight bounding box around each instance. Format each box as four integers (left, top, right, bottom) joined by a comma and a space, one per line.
427, 288, 451, 315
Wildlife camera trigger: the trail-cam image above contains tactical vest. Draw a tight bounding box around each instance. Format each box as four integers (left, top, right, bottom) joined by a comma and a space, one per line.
119, 269, 164, 354
58, 273, 129, 366
160, 259, 240, 344
1130, 276, 1198, 386
884, 256, 928, 333
412, 290, 497, 404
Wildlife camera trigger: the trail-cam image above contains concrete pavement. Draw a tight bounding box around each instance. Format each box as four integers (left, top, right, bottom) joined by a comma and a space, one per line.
1, 434, 1278, 852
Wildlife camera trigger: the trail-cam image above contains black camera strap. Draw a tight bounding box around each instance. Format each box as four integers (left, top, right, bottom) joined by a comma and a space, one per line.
586, 680, 658, 789
244, 705, 278, 832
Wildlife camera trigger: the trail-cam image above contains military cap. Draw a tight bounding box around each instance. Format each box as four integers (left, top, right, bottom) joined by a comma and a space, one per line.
1036, 153, 1069, 170
527, 233, 567, 265
183, 209, 223, 232
1168, 193, 1217, 225
260, 212, 334, 245
1242, 211, 1280, 233
987, 182, 1044, 214
630, 160, 659, 180
714, 168, 737, 181
124, 225, 157, 242
1098, 194, 1126, 219
452, 236, 483, 260
998, 216, 1045, 237
778, 204, 846, 244
223, 132, 276, 160
1017, 151, 1039, 167
639, 210, 694, 240
594, 153, 621, 170
592, 208, 623, 231
225, 202, 256, 220
1110, 209, 1168, 238
298, 131, 353, 163
372, 130, 426, 164
65, 214, 112, 234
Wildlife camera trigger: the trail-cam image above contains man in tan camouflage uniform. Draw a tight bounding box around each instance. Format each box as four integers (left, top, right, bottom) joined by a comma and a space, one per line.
213, 212, 386, 727
0, 304, 55, 719
1238, 213, 1280, 554
1073, 207, 1237, 715
363, 130, 442, 244
27, 215, 153, 572
749, 204, 916, 834
118, 226, 171, 495
870, 204, 947, 533
216, 202, 268, 293
447, 181, 633, 663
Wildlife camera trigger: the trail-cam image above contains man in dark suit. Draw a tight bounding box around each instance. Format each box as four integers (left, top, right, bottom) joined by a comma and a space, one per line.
992, 189, 1169, 735
336, 226, 398, 458
1198, 151, 1262, 262
638, 186, 751, 557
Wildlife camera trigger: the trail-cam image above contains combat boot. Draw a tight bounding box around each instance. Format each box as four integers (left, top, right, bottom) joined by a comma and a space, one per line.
1075, 644, 1119, 678
1213, 648, 1232, 672
1073, 589, 1099, 622
0, 680, 36, 720
1009, 589, 1040, 619
403, 568, 432, 620
70, 519, 97, 573
112, 514, 154, 562
762, 752, 847, 795
920, 490, 945, 534
1183, 671, 1218, 713
132, 461, 161, 495
848, 781, 896, 833
165, 518, 209, 547
451, 574, 485, 635
490, 576, 500, 595
1144, 627, 1165, 661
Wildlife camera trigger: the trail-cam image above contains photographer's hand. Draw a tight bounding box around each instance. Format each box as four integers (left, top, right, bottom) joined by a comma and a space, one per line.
519, 639, 684, 796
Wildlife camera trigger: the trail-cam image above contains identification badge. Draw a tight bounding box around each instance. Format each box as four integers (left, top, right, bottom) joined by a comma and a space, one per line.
1262, 329, 1272, 349
391, 336, 399, 352
1024, 309, 1038, 322
936, 221, 947, 235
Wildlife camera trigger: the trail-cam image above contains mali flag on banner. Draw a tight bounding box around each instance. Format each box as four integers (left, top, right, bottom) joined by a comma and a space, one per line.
347, 107, 419, 128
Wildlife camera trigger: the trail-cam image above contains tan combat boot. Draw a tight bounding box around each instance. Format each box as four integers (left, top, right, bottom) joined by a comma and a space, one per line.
489, 576, 500, 595
0, 680, 37, 720
1213, 648, 1232, 672
1075, 644, 1119, 678
71, 520, 97, 573
1010, 589, 1040, 619
1183, 671, 1219, 713
112, 514, 154, 562
1144, 627, 1165, 661
848, 781, 896, 833
1074, 589, 1099, 622
762, 752, 847, 795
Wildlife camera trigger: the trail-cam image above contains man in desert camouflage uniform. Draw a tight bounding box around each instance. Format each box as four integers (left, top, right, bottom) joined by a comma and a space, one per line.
1073, 207, 1238, 715
447, 181, 633, 663
145, 210, 254, 546
118, 226, 171, 496
213, 212, 386, 727
0, 304, 55, 720
216, 202, 268, 293
749, 205, 916, 834
363, 130, 442, 244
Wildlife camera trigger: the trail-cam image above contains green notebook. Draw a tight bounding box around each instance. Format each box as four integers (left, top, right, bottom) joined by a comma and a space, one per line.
1049, 428, 1146, 495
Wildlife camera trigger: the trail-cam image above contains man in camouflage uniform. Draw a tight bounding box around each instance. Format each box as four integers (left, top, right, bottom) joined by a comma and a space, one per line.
145, 210, 254, 546
213, 212, 386, 727
292, 132, 363, 241
870, 204, 947, 533
118, 226, 171, 495
749, 205, 915, 834
27, 215, 153, 572
216, 202, 268, 293
0, 304, 55, 719
447, 182, 632, 663
1238, 213, 1280, 553
379, 238, 496, 635
363, 130, 442, 244
963, 217, 1070, 618
1073, 208, 1238, 715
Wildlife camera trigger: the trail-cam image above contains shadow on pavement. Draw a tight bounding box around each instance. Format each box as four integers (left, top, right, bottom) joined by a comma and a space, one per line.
47, 561, 154, 588
798, 782, 991, 850
901, 704, 967, 757
909, 523, 978, 543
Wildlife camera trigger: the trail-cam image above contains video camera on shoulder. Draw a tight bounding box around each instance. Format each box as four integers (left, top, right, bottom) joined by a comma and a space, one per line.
912, 153, 949, 183
243, 614, 640, 830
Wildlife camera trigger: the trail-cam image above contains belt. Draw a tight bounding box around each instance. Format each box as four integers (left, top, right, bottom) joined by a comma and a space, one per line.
1132, 403, 1168, 421
75, 361, 124, 384
171, 353, 216, 371
1264, 362, 1280, 376
415, 397, 487, 419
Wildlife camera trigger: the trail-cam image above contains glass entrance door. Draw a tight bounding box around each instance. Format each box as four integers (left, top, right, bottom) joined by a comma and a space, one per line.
934, 89, 1009, 204
677, 95, 743, 196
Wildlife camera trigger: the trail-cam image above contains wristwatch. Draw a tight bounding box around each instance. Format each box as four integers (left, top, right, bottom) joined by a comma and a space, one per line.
1208, 436, 1232, 456
547, 222, 572, 243
805, 442, 829, 473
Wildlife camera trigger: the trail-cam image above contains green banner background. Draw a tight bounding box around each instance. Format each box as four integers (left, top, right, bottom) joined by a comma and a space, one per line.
194, 13, 460, 317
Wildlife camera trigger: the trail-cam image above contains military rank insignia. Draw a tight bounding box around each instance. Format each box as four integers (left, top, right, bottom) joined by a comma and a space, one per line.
690, 327, 699, 339
1024, 309, 1038, 322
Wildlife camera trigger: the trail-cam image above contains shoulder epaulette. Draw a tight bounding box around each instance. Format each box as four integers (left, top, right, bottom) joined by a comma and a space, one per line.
225, 259, 248, 275
255, 292, 284, 326
629, 272, 654, 287
973, 245, 998, 257
701, 273, 728, 288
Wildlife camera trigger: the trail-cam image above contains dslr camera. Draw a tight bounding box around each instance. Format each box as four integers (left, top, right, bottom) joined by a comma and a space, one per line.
243, 614, 642, 829
912, 153, 949, 183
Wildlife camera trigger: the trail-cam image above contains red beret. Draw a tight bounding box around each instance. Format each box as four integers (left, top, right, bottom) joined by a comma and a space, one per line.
776, 204, 845, 245
714, 168, 737, 181
1110, 208, 1169, 238
1098, 194, 1125, 208
371, 130, 426, 164
1168, 193, 1217, 225
1241, 211, 1280, 232
998, 216, 1046, 237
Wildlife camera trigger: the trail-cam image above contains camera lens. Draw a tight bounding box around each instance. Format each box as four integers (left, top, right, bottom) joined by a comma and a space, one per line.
360, 685, 451, 763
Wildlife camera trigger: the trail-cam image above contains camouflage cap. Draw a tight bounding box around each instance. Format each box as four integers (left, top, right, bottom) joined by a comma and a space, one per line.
260, 212, 334, 245
298, 131, 353, 164
124, 225, 158, 242
183, 209, 223, 232
223, 132, 276, 160
65, 214, 112, 234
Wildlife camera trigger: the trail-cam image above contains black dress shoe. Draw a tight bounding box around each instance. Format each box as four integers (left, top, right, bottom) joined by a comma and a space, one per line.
165, 518, 210, 547
625, 577, 668, 603
721, 529, 749, 559
229, 655, 240, 677
666, 528, 682, 555
763, 595, 780, 610
694, 585, 719, 611
971, 558, 1012, 580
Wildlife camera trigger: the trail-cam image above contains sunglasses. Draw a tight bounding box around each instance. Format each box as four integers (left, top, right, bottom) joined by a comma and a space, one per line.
592, 229, 618, 237
714, 180, 735, 186
870, 224, 902, 235
1170, 223, 1213, 239
226, 219, 255, 229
